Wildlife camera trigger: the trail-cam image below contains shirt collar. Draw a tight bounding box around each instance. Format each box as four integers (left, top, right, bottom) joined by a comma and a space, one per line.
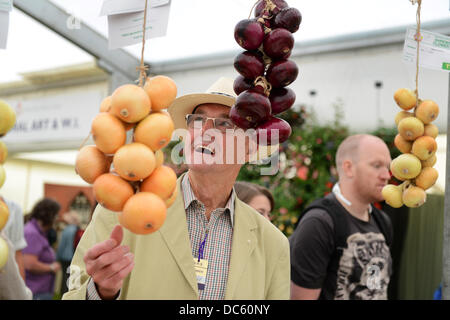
332, 182, 372, 213
181, 172, 235, 227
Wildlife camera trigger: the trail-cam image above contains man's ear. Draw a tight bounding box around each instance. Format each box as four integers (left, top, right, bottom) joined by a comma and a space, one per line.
342, 159, 354, 178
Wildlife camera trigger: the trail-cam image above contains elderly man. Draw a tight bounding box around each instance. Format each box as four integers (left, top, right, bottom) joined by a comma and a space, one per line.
63, 78, 290, 300
290, 134, 393, 300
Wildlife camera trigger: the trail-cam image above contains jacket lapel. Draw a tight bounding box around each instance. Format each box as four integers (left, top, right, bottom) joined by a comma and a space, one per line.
225, 198, 258, 299
158, 175, 199, 297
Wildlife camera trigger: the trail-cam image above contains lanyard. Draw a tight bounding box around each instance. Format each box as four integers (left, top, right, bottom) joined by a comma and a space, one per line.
198, 230, 208, 262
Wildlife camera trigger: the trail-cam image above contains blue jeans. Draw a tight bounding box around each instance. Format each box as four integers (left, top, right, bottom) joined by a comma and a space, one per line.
33, 292, 54, 300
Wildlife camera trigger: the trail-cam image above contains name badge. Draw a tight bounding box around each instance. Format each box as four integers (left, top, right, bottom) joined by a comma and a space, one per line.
193, 258, 208, 290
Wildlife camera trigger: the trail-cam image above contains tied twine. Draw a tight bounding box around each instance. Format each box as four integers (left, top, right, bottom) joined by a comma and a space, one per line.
411, 0, 422, 109
137, 0, 150, 87
80, 0, 150, 151
254, 76, 272, 97
78, 132, 91, 151
248, 0, 276, 19
247, 0, 276, 98
400, 180, 411, 192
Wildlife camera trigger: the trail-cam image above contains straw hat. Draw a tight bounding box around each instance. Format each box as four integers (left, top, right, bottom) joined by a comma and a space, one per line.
167, 77, 279, 162
168, 77, 236, 130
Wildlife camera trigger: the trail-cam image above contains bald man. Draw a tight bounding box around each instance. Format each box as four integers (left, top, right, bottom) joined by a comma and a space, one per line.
290, 134, 393, 300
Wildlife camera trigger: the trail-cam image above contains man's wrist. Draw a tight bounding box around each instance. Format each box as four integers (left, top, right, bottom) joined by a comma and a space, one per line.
96, 284, 120, 300
87, 278, 120, 300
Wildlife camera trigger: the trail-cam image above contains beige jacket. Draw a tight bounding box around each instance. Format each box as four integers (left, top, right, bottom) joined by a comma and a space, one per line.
63, 177, 290, 300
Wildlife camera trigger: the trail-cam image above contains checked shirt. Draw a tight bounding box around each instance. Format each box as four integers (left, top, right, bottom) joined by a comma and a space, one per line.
182, 173, 235, 300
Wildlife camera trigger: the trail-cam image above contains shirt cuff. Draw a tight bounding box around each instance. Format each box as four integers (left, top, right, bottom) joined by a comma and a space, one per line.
15, 239, 28, 251
86, 278, 121, 300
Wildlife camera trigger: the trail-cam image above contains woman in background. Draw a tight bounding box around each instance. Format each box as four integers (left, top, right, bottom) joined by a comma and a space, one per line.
234, 181, 274, 221
23, 198, 61, 300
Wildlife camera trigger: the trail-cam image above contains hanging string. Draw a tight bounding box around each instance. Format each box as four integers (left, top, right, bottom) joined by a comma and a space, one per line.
78, 132, 91, 151
248, 0, 259, 19
248, 0, 276, 19
247, 1, 276, 97
254, 76, 272, 97
411, 0, 422, 108
137, 0, 150, 87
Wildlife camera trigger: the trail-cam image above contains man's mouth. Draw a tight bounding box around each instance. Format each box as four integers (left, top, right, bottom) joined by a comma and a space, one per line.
194, 145, 215, 155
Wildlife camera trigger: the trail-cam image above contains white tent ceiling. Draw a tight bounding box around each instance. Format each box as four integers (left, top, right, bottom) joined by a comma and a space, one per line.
0, 0, 449, 84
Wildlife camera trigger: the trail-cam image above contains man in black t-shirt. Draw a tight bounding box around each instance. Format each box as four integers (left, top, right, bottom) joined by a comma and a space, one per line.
290, 134, 393, 300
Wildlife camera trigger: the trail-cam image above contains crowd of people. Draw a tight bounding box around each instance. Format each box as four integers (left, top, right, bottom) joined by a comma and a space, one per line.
0, 77, 417, 300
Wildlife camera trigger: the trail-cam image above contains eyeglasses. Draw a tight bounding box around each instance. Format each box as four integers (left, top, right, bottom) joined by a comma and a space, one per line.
185, 114, 236, 133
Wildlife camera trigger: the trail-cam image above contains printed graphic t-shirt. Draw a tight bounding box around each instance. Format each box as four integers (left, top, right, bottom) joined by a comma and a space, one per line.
290, 198, 393, 300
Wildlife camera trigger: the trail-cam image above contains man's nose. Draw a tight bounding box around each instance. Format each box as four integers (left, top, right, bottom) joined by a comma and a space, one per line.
202, 118, 215, 131
381, 167, 391, 180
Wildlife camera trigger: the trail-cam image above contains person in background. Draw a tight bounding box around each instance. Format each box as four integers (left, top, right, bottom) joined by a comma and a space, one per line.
23, 198, 62, 300
290, 134, 393, 300
0, 231, 33, 300
234, 181, 274, 221
47, 227, 58, 248
56, 211, 81, 296
72, 202, 97, 251
0, 196, 27, 280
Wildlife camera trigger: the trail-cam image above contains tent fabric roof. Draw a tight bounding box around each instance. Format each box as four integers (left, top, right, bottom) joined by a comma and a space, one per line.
1, 0, 448, 84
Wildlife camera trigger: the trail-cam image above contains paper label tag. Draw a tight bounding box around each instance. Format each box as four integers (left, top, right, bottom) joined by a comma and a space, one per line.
107, 2, 171, 49
193, 258, 208, 290
0, 10, 9, 49
100, 0, 145, 16
100, 0, 170, 16
402, 27, 450, 73
150, 0, 170, 8
0, 0, 12, 13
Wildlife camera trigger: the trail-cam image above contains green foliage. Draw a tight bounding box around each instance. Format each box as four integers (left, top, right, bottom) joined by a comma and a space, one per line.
162, 101, 399, 238
237, 102, 349, 236
371, 126, 401, 160
238, 104, 399, 237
